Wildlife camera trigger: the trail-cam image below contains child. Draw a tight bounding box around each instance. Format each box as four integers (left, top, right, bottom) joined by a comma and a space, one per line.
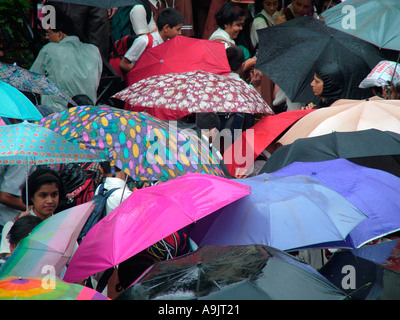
119, 8, 184, 79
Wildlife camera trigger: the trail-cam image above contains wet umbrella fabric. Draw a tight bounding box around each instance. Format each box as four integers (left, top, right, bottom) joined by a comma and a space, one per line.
115, 245, 347, 300
0, 81, 43, 121
63, 173, 251, 283
278, 98, 400, 145
114, 70, 274, 114
0, 276, 109, 300
0, 62, 74, 105
319, 241, 400, 300
255, 16, 383, 103
184, 173, 367, 251
321, 0, 400, 51
127, 35, 231, 84
271, 159, 400, 248
262, 129, 400, 174
39, 105, 224, 181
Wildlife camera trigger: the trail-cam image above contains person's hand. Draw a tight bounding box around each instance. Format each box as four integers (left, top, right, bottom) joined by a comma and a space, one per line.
15, 206, 33, 221
249, 68, 263, 88
302, 103, 315, 109
276, 9, 286, 24
108, 8, 118, 19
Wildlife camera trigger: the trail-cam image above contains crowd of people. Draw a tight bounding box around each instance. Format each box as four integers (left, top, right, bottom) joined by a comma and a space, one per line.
1, 0, 400, 299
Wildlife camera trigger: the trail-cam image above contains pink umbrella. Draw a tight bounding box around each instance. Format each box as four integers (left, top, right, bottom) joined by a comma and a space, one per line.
63, 173, 251, 283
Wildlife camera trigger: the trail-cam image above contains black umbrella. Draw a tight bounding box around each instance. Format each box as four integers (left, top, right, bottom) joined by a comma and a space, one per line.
51, 0, 136, 9
261, 129, 400, 173
319, 240, 400, 300
115, 245, 348, 300
255, 17, 384, 103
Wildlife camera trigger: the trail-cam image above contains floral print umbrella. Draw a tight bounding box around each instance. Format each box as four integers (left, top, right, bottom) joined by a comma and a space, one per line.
113, 70, 274, 114
0, 62, 75, 105
38, 105, 225, 181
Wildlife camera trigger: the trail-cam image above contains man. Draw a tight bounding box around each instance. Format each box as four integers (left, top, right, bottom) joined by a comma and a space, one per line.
30, 10, 102, 112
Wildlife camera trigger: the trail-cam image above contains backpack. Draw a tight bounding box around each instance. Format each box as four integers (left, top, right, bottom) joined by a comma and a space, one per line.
57, 162, 103, 213
111, 0, 152, 41
77, 184, 118, 244
146, 230, 192, 261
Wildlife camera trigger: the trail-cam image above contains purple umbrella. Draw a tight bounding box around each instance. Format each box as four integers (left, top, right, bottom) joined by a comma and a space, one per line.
270, 159, 400, 248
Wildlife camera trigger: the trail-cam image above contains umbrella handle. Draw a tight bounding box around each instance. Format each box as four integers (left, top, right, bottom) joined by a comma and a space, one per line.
388, 52, 400, 99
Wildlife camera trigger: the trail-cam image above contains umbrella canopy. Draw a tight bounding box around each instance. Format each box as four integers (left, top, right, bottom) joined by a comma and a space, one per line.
255, 16, 384, 103
185, 173, 367, 252
0, 121, 99, 166
262, 129, 400, 174
0, 202, 95, 279
0, 62, 74, 105
359, 60, 400, 89
0, 276, 109, 300
38, 105, 225, 181
114, 70, 274, 114
223, 109, 314, 177
115, 245, 348, 300
50, 0, 137, 9
321, 0, 400, 51
278, 98, 400, 145
0, 81, 43, 121
63, 173, 251, 283
271, 159, 400, 248
319, 241, 400, 300
127, 35, 231, 84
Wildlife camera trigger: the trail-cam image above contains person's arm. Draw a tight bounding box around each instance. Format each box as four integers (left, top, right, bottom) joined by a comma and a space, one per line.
119, 57, 134, 74
130, 5, 152, 35
119, 35, 148, 74
0, 192, 27, 211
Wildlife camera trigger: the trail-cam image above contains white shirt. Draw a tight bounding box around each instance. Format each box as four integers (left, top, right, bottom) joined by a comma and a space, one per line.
129, 1, 161, 35
209, 28, 235, 48
124, 30, 164, 65
95, 177, 133, 216
250, 9, 279, 48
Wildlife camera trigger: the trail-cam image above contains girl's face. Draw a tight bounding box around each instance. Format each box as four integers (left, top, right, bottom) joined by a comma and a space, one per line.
311, 73, 324, 96
31, 183, 59, 220
224, 16, 245, 40
263, 0, 279, 16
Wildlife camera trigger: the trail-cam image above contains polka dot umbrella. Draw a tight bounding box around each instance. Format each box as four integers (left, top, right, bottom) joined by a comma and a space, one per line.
38, 105, 225, 181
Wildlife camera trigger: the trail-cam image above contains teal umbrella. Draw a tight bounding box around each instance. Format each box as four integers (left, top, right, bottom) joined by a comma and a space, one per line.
321, 0, 400, 51
0, 81, 43, 121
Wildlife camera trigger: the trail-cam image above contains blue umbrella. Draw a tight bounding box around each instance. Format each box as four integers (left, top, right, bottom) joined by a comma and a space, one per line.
270, 159, 400, 248
321, 0, 400, 51
185, 173, 367, 252
0, 81, 43, 121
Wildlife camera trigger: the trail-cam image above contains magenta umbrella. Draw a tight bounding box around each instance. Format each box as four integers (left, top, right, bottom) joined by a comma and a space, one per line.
63, 173, 250, 283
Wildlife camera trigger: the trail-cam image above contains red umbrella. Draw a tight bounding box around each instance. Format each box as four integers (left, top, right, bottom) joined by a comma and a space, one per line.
125, 35, 231, 86
223, 109, 315, 177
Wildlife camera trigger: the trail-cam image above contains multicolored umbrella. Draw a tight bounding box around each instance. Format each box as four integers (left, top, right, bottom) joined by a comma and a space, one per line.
0, 276, 109, 300
0, 121, 100, 166
0, 202, 96, 279
63, 173, 251, 283
38, 105, 225, 181
0, 63, 74, 105
114, 70, 274, 114
0, 81, 43, 121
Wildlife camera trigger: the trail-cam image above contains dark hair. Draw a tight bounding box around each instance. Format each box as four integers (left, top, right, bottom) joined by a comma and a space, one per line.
67, 94, 94, 108
7, 215, 42, 246
226, 46, 245, 71
196, 113, 221, 130
156, 8, 184, 30
21, 168, 65, 206
51, 7, 78, 36
99, 161, 121, 175
254, 0, 279, 14
215, 3, 245, 29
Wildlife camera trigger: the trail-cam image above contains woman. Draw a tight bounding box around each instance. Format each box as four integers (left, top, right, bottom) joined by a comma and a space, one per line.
250, 0, 286, 49
0, 168, 65, 257
305, 63, 344, 109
